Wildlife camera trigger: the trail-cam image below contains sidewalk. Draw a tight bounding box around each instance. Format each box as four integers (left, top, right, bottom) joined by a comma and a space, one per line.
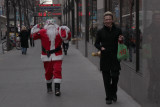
0, 40, 141, 107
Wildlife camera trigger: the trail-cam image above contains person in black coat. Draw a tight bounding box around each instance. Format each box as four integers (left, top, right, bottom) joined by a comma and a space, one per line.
94, 11, 122, 104
28, 25, 35, 47
19, 26, 29, 55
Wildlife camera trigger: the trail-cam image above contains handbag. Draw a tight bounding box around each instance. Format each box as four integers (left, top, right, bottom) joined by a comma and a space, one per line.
117, 43, 129, 61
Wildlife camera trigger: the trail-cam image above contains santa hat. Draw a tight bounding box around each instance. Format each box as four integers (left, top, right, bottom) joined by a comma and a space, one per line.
59, 26, 70, 40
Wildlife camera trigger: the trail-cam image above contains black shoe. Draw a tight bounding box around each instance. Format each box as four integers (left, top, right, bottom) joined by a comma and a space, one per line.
55, 88, 61, 96
64, 52, 67, 55
47, 83, 53, 94
112, 94, 117, 102
55, 83, 61, 96
106, 98, 112, 104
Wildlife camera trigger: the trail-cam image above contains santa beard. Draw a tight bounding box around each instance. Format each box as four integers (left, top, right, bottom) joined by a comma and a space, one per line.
45, 25, 58, 42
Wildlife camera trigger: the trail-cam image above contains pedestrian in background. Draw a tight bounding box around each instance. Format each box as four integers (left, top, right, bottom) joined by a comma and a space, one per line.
31, 19, 71, 96
19, 26, 29, 55
28, 25, 35, 47
94, 11, 122, 104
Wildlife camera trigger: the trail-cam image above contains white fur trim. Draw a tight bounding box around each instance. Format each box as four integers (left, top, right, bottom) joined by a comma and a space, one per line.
63, 40, 69, 43
43, 24, 48, 29
60, 26, 70, 33
46, 79, 53, 83
41, 54, 63, 61
54, 79, 61, 83
31, 25, 40, 34
55, 24, 59, 28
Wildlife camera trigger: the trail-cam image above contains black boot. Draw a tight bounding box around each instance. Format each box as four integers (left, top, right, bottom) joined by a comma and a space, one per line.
55, 83, 61, 96
47, 83, 52, 93
106, 97, 112, 104
112, 94, 117, 102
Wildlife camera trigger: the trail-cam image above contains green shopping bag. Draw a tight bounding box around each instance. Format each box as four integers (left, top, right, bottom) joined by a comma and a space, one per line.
117, 43, 129, 61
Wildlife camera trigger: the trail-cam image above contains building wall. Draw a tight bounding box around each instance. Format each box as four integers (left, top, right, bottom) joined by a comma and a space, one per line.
62, 0, 160, 106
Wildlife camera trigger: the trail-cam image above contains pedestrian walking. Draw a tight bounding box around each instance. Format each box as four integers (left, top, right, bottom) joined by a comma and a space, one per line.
94, 11, 123, 104
31, 19, 71, 96
28, 25, 35, 47
59, 26, 71, 55
19, 26, 29, 55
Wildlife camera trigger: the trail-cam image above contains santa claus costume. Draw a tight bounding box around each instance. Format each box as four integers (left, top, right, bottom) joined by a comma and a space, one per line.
31, 19, 71, 95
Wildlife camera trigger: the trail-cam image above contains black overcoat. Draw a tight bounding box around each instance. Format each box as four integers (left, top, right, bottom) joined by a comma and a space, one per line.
94, 25, 122, 72
19, 30, 29, 48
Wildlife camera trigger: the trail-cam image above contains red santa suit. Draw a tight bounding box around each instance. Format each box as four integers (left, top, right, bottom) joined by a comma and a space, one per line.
31, 24, 71, 84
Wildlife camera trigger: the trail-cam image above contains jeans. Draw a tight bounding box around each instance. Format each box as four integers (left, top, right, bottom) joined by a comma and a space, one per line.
21, 48, 27, 54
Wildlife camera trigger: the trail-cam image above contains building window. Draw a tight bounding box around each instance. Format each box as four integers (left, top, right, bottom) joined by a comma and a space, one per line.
120, 0, 141, 72
120, 0, 136, 70
112, 0, 120, 25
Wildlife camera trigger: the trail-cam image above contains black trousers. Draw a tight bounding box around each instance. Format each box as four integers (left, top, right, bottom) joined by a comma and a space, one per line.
62, 42, 69, 53
102, 70, 119, 99
30, 38, 35, 47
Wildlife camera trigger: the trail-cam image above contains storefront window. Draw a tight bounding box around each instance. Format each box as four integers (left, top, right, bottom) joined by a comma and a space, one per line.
112, 0, 120, 25
121, 0, 136, 69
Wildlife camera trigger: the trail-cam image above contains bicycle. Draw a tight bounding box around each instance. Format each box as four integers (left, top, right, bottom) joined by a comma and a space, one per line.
2, 36, 21, 53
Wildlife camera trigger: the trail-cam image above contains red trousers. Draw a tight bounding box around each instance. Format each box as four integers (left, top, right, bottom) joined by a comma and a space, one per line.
43, 60, 62, 83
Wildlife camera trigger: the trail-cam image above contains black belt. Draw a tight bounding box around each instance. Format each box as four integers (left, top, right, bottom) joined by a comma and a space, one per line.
42, 46, 61, 57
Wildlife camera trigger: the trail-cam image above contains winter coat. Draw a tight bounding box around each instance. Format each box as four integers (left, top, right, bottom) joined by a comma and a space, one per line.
19, 30, 29, 48
94, 25, 122, 72
31, 25, 71, 62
